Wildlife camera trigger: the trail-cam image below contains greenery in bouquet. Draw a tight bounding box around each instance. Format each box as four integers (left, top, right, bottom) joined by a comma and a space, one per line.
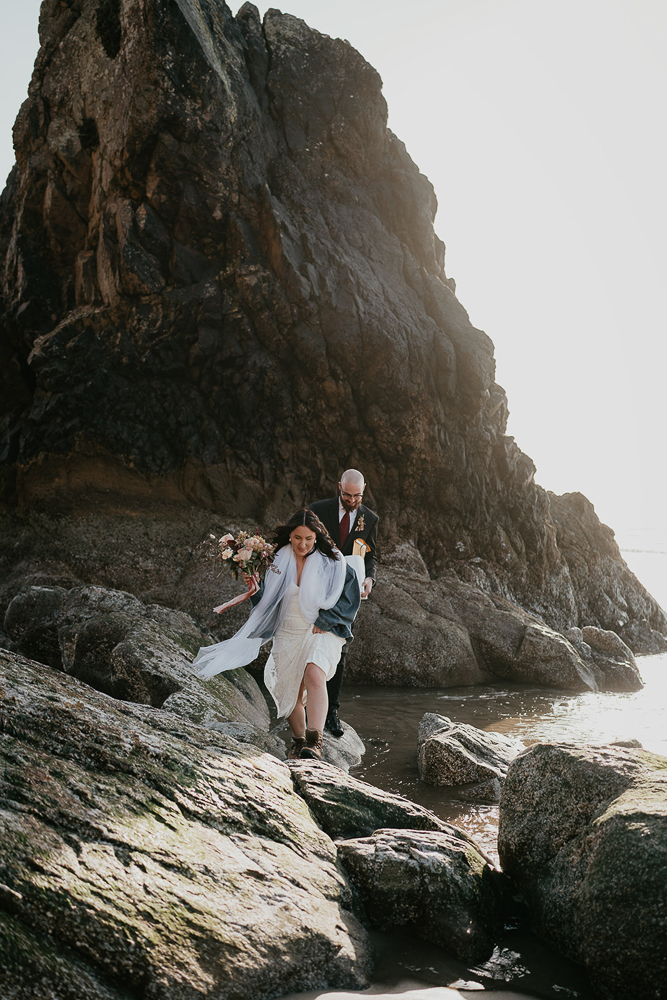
213, 531, 276, 582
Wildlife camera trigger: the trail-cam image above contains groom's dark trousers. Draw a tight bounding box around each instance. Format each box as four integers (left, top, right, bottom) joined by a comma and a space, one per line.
309, 497, 378, 709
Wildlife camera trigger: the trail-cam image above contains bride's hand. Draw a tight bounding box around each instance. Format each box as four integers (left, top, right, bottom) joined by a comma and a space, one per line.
212, 572, 259, 613
241, 570, 260, 594
312, 625, 327, 634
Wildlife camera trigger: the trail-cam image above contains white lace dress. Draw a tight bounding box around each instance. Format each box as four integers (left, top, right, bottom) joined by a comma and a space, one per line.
264, 581, 346, 718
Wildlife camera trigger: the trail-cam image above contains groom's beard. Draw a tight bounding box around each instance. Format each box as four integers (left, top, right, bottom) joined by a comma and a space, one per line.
340, 495, 362, 513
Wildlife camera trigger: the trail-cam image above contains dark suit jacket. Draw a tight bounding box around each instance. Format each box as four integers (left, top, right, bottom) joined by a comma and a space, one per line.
310, 497, 378, 582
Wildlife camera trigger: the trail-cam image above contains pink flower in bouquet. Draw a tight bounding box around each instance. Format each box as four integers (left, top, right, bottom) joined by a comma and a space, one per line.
210, 529, 276, 614
210, 529, 276, 605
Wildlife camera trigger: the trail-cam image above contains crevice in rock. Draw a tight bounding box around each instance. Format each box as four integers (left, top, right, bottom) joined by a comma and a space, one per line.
96, 0, 122, 60
78, 116, 100, 151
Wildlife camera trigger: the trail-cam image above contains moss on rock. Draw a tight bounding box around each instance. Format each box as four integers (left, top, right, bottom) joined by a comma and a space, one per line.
0, 649, 371, 998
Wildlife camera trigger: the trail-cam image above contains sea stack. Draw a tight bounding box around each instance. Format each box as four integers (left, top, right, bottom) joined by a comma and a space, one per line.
0, 0, 664, 653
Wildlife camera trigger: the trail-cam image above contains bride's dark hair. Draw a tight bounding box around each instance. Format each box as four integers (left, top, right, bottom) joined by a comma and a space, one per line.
273, 508, 337, 561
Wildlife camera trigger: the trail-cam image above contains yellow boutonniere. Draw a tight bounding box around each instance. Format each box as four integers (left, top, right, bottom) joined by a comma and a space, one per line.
356, 514, 365, 533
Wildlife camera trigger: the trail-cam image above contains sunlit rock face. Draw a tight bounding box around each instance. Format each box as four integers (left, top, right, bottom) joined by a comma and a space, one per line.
0, 0, 664, 643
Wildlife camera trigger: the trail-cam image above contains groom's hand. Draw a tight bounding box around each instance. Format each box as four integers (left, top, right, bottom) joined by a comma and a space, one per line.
361, 577, 373, 599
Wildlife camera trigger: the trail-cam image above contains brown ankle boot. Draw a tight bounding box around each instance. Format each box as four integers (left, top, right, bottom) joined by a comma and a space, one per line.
300, 728, 323, 760
287, 735, 306, 759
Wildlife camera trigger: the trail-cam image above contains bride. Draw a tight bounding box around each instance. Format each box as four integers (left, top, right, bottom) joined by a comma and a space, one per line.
194, 509, 361, 760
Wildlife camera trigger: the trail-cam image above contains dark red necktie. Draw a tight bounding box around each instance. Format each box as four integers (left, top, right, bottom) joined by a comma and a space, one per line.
339, 511, 350, 547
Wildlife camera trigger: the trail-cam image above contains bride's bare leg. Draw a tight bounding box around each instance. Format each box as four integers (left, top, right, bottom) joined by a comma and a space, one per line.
303, 662, 328, 732
287, 678, 307, 736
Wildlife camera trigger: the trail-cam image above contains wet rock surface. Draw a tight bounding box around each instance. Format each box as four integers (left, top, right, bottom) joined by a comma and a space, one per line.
320, 720, 366, 772
418, 712, 524, 802
0, 0, 663, 657
0, 648, 372, 999
337, 828, 505, 965
562, 623, 644, 692
498, 742, 667, 1000
579, 625, 643, 691
287, 759, 492, 861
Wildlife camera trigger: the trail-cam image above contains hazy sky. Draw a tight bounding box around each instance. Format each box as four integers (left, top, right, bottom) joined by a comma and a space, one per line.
2, 0, 666, 534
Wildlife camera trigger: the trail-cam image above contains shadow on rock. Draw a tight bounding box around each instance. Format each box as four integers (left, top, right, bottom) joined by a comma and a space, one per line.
499, 741, 667, 999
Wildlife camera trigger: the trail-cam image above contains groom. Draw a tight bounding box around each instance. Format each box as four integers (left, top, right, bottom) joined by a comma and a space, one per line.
310, 469, 378, 737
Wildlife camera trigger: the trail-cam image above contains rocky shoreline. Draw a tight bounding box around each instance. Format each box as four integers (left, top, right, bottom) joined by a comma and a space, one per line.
0, 520, 654, 699
0, 1, 665, 996
1, 643, 503, 998
0, 648, 371, 999
1, 588, 665, 1000
1, 0, 666, 654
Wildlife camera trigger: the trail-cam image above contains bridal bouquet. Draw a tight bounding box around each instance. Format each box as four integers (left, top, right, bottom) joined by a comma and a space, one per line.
210, 531, 276, 613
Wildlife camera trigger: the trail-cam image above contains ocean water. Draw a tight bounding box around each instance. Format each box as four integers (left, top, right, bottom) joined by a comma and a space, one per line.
279, 658, 666, 1000
615, 524, 667, 613
340, 653, 667, 864
279, 528, 667, 1000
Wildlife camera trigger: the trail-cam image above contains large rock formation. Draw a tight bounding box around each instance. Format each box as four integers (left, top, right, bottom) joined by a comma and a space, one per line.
0, 647, 373, 998
0, 0, 664, 652
1, 646, 513, 997
3, 581, 276, 736
498, 743, 667, 1000
1, 579, 373, 766
347, 561, 644, 691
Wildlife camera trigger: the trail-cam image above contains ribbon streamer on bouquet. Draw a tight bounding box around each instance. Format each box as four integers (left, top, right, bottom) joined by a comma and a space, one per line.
213, 575, 259, 614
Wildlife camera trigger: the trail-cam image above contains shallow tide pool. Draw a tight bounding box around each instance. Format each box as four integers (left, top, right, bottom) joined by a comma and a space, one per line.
341, 652, 667, 863
279, 653, 667, 1000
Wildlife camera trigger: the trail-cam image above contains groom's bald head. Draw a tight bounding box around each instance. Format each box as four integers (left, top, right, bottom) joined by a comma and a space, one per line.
339, 469, 365, 512
340, 468, 364, 489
